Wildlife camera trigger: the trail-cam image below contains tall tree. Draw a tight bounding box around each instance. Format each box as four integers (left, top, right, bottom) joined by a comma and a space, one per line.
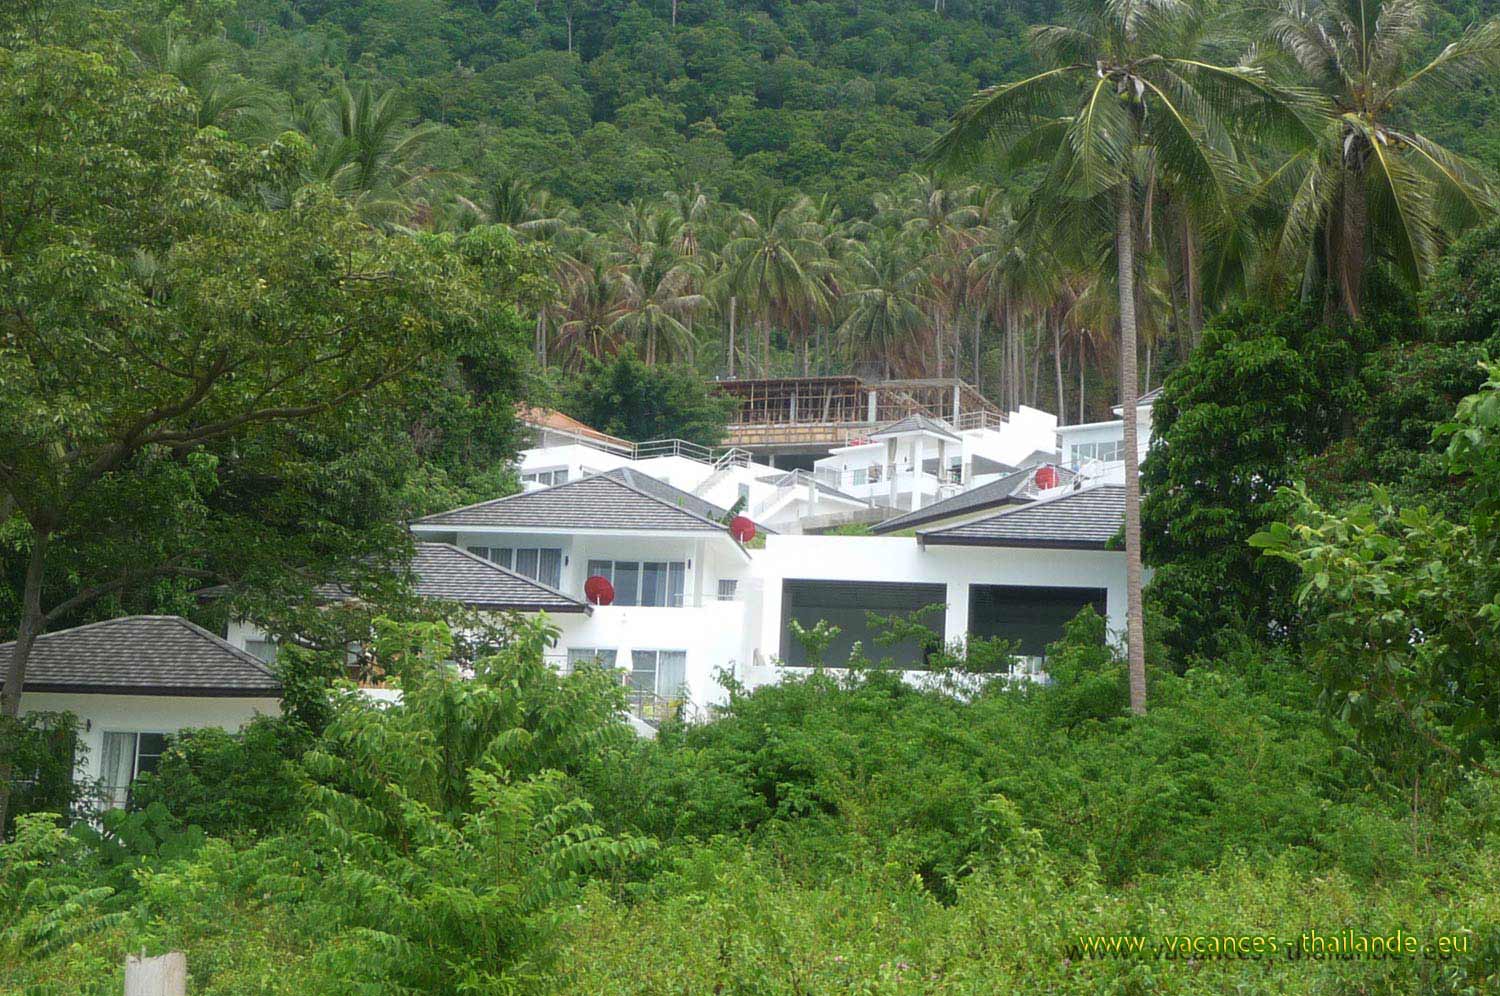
1258, 0, 1500, 318
932, 0, 1308, 714
0, 42, 535, 828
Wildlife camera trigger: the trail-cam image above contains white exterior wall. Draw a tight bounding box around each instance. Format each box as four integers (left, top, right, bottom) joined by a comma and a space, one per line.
19, 692, 280, 784
1057, 403, 1156, 482
745, 534, 1128, 687
516, 444, 634, 484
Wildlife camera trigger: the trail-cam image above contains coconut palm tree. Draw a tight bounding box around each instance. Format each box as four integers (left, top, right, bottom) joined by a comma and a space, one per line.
554, 253, 630, 368
136, 30, 266, 131
932, 0, 1308, 714
310, 82, 440, 223
612, 243, 706, 365
1255, 0, 1500, 317
724, 195, 832, 375
836, 234, 929, 380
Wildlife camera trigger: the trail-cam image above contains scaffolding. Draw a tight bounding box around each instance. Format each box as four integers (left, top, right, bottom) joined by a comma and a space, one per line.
712, 376, 1001, 449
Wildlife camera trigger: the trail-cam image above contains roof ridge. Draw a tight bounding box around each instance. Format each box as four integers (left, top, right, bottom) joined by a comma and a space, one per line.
577, 471, 730, 531
424, 542, 587, 607
919, 480, 1122, 536
0, 615, 278, 680
165, 616, 278, 677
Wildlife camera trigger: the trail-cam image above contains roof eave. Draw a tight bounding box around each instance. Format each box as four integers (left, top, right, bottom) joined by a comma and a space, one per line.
15, 683, 283, 698
917, 535, 1115, 551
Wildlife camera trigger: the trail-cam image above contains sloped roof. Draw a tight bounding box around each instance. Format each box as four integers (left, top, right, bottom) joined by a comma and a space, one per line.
919, 485, 1125, 550
872, 464, 1079, 534
599, 466, 770, 529
869, 414, 961, 441
413, 473, 732, 533
407, 543, 587, 612
516, 405, 631, 449
1, 616, 282, 697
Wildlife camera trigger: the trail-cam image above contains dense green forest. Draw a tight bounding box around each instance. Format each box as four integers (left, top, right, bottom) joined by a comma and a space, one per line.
6, 0, 1500, 991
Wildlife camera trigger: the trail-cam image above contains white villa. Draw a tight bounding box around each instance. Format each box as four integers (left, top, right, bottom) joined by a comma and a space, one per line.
9, 401, 1141, 808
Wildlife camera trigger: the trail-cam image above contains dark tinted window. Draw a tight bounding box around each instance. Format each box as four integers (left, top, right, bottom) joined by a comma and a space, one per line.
780, 580, 947, 668
967, 585, 1107, 656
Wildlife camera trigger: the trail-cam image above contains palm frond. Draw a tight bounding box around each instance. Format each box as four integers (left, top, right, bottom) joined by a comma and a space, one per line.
926, 66, 1087, 171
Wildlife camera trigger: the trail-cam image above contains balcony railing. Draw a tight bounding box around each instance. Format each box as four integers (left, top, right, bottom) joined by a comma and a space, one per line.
549, 655, 699, 727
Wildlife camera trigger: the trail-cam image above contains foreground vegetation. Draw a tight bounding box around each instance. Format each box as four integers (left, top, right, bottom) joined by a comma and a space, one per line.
5, 609, 1500, 994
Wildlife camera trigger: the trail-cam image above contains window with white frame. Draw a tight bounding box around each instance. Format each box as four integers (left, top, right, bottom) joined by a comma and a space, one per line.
244, 638, 278, 664
1072, 439, 1126, 464
852, 467, 868, 486
521, 468, 570, 487
566, 647, 618, 671
586, 559, 686, 607
467, 546, 563, 587
99, 731, 168, 809
717, 579, 739, 601
629, 649, 687, 697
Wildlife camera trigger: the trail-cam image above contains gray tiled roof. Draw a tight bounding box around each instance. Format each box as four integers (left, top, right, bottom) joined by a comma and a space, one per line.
870, 414, 961, 440
600, 467, 776, 531
872, 464, 1079, 534
414, 473, 731, 532
406, 543, 587, 612
919, 485, 1125, 549
1, 616, 282, 696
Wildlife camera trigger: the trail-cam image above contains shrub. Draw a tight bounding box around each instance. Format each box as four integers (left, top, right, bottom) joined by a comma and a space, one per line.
128, 719, 307, 838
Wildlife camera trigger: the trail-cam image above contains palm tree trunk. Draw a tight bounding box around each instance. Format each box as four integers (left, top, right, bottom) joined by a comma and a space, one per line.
728, 295, 737, 378
1053, 315, 1066, 427
972, 308, 981, 389
1338, 156, 1368, 319
1117, 181, 1147, 717
1183, 216, 1203, 347
535, 310, 546, 367
1078, 345, 1085, 424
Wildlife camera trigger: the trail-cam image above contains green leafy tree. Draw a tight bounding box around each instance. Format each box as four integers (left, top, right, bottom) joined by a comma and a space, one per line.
1254, 364, 1500, 792
0, 36, 537, 828
557, 348, 734, 446
298, 617, 649, 990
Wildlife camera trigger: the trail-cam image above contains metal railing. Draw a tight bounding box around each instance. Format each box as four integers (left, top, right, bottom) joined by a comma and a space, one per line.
529, 430, 758, 472
550, 656, 700, 727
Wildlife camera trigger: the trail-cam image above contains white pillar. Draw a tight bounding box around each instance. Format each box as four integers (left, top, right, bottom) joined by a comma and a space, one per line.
886, 437, 898, 506
912, 435, 926, 511
952, 384, 961, 423
937, 439, 948, 487
867, 390, 878, 422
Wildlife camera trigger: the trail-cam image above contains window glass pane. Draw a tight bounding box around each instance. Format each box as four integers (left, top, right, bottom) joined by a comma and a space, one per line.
568, 647, 617, 669
668, 562, 686, 607
135, 733, 167, 776
629, 650, 656, 691
718, 579, 738, 601
656, 651, 687, 697
640, 562, 667, 606
515, 548, 540, 579
497, 548, 514, 569
587, 560, 611, 582
613, 562, 640, 606
554, 469, 569, 484
244, 639, 278, 664
538, 549, 562, 588
101, 732, 135, 809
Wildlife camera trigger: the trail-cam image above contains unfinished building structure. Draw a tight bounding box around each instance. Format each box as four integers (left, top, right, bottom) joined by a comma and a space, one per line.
712, 376, 1003, 466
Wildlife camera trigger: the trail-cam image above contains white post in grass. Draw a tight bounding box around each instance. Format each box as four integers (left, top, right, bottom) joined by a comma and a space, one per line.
125, 952, 186, 996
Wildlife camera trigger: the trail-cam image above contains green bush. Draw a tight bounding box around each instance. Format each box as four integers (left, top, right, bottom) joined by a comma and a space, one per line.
128, 719, 307, 838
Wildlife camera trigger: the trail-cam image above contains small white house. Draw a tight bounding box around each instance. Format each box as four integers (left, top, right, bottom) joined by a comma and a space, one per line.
4, 616, 282, 808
